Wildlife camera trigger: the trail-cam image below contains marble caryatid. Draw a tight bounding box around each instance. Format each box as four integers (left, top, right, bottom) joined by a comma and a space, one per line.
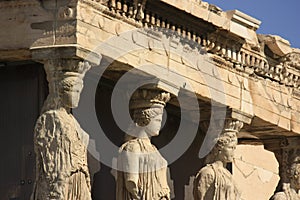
271, 156, 300, 200
193, 120, 243, 200
116, 89, 171, 200
31, 59, 92, 200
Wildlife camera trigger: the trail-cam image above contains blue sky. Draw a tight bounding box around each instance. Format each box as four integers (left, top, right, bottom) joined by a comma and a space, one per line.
205, 0, 300, 49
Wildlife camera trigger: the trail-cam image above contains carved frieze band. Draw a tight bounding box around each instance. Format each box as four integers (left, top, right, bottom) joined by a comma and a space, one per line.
85, 0, 300, 89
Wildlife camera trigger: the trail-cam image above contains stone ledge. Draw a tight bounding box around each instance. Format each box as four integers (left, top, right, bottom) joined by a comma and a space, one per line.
30, 45, 101, 65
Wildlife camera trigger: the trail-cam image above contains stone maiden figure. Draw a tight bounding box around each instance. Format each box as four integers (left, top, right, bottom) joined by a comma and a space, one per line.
31, 60, 92, 200
271, 156, 300, 200
193, 121, 243, 200
116, 89, 171, 200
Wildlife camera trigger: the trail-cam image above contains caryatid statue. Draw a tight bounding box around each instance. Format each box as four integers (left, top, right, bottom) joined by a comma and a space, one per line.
271, 156, 300, 200
116, 89, 171, 200
193, 120, 243, 200
31, 59, 92, 200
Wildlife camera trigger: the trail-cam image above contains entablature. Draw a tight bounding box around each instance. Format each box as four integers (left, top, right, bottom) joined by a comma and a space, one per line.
79, 0, 300, 91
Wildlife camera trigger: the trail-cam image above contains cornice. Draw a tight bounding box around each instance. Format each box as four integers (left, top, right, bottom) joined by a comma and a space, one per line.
81, 0, 300, 89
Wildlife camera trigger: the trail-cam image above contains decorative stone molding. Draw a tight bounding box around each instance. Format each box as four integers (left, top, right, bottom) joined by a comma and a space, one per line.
282, 52, 300, 70
224, 120, 244, 133
278, 53, 300, 87
129, 88, 171, 110
85, 0, 300, 91
104, 0, 208, 47
226, 10, 261, 31
43, 58, 90, 98
30, 45, 101, 66
103, 1, 248, 66
255, 52, 300, 88
109, 0, 147, 21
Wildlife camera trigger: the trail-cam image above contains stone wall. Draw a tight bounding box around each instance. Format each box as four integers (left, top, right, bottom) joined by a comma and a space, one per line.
233, 144, 280, 200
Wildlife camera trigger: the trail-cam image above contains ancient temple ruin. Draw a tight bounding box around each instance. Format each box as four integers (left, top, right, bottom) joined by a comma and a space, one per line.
1, 0, 300, 199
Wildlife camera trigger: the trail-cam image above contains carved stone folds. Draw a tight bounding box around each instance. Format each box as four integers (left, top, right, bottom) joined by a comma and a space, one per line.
194, 119, 243, 200
1, 0, 300, 199
31, 58, 92, 200
116, 88, 171, 200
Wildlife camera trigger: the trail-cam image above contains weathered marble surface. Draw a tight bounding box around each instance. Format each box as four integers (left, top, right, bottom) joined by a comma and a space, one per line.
31, 60, 92, 200
271, 156, 300, 200
193, 120, 243, 200
116, 89, 171, 200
